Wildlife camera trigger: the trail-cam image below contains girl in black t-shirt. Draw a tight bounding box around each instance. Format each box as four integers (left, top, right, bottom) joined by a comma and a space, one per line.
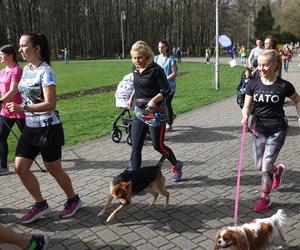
242, 49, 300, 212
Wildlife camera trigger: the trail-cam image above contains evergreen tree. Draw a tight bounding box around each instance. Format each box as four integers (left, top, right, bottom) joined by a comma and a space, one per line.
254, 4, 275, 38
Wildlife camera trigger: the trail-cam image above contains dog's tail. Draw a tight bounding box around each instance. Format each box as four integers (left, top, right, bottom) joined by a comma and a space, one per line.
272, 209, 288, 228
157, 155, 167, 167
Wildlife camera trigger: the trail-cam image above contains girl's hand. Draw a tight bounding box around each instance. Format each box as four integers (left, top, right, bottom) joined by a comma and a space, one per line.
6, 102, 23, 113
241, 116, 248, 125
298, 117, 300, 128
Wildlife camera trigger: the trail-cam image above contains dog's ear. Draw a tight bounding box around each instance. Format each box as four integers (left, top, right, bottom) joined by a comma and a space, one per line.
110, 183, 120, 196
235, 230, 249, 250
214, 230, 221, 250
215, 229, 221, 240
122, 181, 132, 188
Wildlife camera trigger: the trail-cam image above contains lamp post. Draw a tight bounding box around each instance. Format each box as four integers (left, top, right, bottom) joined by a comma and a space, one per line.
215, 0, 220, 90
247, 16, 250, 49
247, 15, 252, 49
120, 10, 126, 59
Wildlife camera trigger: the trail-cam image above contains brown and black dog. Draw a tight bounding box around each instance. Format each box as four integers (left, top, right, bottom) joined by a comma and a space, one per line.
98, 156, 169, 222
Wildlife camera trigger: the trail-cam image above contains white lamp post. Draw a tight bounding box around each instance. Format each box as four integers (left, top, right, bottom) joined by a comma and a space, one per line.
215, 0, 220, 90
120, 10, 126, 59
247, 15, 253, 49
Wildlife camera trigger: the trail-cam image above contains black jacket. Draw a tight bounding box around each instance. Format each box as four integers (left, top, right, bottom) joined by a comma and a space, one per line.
132, 62, 170, 99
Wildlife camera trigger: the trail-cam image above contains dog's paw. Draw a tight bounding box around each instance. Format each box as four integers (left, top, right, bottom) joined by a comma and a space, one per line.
97, 210, 105, 217
278, 242, 289, 249
278, 246, 288, 250
106, 214, 114, 222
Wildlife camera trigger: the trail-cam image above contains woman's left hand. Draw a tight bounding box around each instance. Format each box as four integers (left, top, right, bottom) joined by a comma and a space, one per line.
7, 102, 23, 113
147, 99, 156, 108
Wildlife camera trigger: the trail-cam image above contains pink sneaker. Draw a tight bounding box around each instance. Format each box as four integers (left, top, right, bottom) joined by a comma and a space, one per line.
272, 164, 285, 190
253, 197, 271, 212
59, 194, 82, 218
171, 161, 183, 182
21, 201, 50, 224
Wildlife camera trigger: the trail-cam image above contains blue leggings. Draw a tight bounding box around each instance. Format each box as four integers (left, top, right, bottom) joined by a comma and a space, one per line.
283, 59, 289, 72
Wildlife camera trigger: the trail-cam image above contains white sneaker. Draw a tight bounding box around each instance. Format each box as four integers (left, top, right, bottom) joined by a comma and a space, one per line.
166, 124, 172, 132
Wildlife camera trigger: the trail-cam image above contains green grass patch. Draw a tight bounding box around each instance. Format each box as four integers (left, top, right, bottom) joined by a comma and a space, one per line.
6, 60, 243, 162
52, 60, 133, 94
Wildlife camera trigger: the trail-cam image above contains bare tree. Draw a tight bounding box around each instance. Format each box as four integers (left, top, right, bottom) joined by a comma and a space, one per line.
273, 0, 300, 36
0, 0, 273, 58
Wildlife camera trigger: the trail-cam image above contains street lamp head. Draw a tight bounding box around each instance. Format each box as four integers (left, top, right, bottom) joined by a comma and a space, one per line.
121, 11, 126, 20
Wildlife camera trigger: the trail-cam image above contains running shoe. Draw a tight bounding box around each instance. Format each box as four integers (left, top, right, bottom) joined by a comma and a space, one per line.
24, 234, 49, 250
59, 194, 82, 218
272, 164, 285, 190
166, 124, 173, 132
171, 160, 183, 182
0, 167, 10, 176
21, 201, 50, 224
253, 196, 271, 212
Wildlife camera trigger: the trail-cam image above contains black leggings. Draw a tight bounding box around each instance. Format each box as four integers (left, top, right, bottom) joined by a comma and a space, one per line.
129, 117, 177, 170
165, 93, 175, 125
0, 116, 25, 168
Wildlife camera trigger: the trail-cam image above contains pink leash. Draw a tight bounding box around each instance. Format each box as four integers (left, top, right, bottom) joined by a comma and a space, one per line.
233, 122, 247, 225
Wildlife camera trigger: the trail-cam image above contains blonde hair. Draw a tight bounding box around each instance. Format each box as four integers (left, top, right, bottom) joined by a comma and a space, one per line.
258, 49, 281, 76
130, 40, 154, 67
259, 49, 278, 64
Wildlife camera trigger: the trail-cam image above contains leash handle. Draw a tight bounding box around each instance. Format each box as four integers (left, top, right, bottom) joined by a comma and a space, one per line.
233, 121, 247, 225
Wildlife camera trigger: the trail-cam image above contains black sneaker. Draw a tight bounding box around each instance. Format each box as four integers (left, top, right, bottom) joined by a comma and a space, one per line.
0, 167, 10, 176
24, 234, 49, 250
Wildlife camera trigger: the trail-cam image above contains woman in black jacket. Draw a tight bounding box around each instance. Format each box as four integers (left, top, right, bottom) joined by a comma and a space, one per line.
127, 41, 183, 182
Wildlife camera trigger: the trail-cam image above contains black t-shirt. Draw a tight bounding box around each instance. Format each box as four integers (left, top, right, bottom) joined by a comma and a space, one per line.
113, 166, 159, 194
246, 76, 295, 133
246, 76, 295, 118
132, 62, 170, 99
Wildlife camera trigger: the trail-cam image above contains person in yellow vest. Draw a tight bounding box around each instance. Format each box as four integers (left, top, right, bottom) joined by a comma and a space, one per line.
239, 45, 247, 64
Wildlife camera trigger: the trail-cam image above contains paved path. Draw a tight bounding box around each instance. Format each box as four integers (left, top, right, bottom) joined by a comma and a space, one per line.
1, 59, 300, 250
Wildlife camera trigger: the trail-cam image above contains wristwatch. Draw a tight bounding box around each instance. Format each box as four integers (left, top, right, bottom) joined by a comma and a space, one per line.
23, 105, 29, 112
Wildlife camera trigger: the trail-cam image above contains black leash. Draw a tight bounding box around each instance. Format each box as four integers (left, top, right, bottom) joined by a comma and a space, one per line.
0, 115, 46, 173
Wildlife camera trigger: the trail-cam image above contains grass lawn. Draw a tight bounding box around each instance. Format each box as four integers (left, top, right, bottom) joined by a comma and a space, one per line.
5, 60, 244, 162
52, 60, 133, 94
